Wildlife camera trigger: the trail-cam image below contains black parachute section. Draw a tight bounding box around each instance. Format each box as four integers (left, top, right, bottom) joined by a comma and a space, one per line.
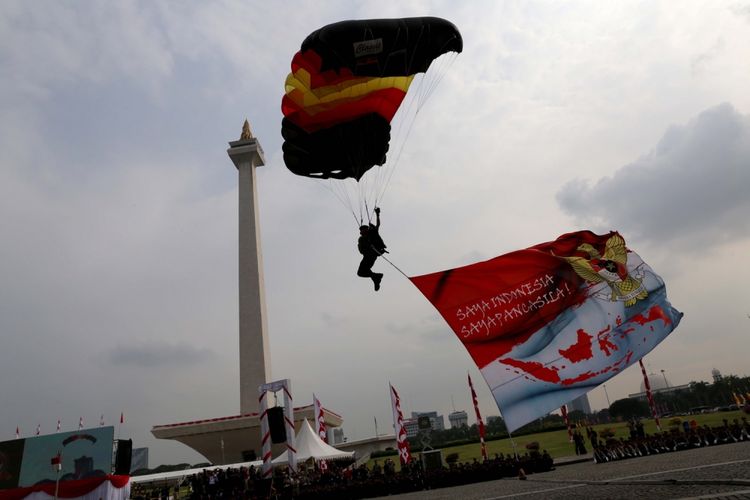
282, 114, 390, 181
300, 17, 463, 77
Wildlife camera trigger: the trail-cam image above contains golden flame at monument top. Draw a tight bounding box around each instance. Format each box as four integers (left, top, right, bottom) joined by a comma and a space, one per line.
240, 119, 254, 140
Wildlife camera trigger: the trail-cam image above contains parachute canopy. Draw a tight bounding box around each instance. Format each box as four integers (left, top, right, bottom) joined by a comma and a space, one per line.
282, 17, 463, 181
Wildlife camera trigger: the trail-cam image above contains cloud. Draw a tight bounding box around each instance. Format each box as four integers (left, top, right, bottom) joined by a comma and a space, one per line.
691, 38, 725, 75
107, 342, 214, 368
730, 4, 750, 22
556, 103, 750, 251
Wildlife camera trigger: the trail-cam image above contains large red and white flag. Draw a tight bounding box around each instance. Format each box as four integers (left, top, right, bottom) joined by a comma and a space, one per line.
313, 394, 328, 443
100, 414, 105, 427
410, 231, 682, 432
35, 424, 41, 436
15, 426, 20, 439
468, 374, 488, 461
78, 417, 83, 430
56, 420, 61, 433
389, 383, 411, 465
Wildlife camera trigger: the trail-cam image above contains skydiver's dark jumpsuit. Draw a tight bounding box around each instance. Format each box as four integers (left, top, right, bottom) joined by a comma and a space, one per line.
357, 210, 385, 289
357, 226, 381, 278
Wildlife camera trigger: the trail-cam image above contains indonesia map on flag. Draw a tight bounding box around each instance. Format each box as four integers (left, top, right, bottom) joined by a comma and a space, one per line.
410, 230, 682, 432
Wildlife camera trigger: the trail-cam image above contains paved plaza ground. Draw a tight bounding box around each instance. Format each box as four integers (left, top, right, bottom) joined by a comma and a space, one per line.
379, 441, 750, 499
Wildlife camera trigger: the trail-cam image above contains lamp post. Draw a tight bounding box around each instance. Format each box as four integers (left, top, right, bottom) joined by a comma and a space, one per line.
661, 369, 669, 388
603, 384, 611, 408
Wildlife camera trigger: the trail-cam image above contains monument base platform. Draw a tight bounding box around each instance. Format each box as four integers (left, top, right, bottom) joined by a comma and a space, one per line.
151, 405, 343, 465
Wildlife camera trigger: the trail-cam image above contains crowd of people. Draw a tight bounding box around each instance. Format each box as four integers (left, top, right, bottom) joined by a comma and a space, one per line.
130, 450, 554, 499
590, 417, 750, 464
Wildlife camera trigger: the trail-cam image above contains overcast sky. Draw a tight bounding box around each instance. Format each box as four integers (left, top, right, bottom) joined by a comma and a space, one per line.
1, 1, 749, 466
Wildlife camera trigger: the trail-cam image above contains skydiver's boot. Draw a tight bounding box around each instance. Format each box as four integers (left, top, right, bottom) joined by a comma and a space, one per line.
373, 273, 383, 291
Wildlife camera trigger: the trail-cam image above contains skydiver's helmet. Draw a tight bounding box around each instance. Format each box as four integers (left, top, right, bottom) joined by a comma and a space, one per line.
359, 225, 369, 233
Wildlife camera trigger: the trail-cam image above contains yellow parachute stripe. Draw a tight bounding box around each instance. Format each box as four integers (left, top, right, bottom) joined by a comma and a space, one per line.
285, 68, 413, 108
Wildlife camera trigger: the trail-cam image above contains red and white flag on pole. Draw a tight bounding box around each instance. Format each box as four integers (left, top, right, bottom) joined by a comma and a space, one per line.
35, 424, 41, 436
100, 414, 104, 427
120, 412, 124, 424
389, 383, 412, 466
639, 359, 661, 430
313, 394, 328, 443
15, 427, 20, 439
78, 417, 83, 430
560, 405, 573, 442
56, 420, 61, 433
468, 374, 488, 462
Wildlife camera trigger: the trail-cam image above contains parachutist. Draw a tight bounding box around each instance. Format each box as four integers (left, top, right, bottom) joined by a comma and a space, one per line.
357, 208, 387, 291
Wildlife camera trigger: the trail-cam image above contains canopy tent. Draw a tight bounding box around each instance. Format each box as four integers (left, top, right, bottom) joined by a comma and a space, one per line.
271, 420, 354, 465
130, 460, 263, 486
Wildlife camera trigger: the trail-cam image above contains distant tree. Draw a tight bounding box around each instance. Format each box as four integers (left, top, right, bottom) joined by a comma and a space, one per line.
485, 417, 506, 436
596, 408, 611, 423
567, 410, 587, 423
609, 398, 649, 420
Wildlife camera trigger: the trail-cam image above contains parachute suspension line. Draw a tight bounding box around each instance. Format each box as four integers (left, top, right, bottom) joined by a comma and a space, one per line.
370, 75, 426, 208
373, 73, 431, 206
373, 53, 458, 208
419, 53, 456, 106
321, 181, 360, 226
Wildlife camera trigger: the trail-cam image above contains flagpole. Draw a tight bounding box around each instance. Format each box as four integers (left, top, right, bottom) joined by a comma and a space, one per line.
507, 431, 519, 459
639, 359, 662, 431
53, 451, 62, 500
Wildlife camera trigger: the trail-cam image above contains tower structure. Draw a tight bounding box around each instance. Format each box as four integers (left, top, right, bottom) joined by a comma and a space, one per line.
151, 122, 343, 464
227, 120, 270, 414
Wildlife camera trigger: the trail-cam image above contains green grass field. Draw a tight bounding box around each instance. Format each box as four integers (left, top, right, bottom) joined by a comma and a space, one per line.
368, 411, 747, 470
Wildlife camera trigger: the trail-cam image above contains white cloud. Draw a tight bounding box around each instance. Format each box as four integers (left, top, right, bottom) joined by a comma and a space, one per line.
557, 103, 750, 251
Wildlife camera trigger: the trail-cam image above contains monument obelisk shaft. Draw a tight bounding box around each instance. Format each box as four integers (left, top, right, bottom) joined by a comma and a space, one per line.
227, 121, 270, 415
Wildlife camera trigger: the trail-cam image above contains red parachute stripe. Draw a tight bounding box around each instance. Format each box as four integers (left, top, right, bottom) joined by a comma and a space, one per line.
282, 87, 406, 132
291, 50, 358, 89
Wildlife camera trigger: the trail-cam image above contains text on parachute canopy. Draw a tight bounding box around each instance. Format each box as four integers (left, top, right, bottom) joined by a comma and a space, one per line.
455, 275, 573, 339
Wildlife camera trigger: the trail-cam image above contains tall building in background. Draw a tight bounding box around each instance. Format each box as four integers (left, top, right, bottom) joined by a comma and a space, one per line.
712, 368, 723, 383
331, 428, 345, 445
410, 411, 445, 431
448, 411, 468, 428
130, 447, 149, 473
402, 411, 446, 438
568, 393, 592, 414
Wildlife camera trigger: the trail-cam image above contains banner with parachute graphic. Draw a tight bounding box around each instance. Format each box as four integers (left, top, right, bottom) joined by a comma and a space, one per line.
410, 231, 682, 432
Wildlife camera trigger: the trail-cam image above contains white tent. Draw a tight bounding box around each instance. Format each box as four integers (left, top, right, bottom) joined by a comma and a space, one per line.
272, 419, 355, 465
